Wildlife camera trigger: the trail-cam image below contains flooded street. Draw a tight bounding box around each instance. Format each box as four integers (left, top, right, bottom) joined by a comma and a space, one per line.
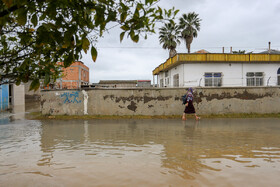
0, 115, 280, 187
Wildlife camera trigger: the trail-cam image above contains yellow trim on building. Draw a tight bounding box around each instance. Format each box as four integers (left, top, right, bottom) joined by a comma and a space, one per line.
153, 53, 280, 75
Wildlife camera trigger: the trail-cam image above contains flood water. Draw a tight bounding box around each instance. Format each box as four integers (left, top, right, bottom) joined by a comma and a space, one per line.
0, 115, 280, 187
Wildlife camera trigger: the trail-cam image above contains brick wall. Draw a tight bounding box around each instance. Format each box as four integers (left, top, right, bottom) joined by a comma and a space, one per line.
56, 61, 89, 89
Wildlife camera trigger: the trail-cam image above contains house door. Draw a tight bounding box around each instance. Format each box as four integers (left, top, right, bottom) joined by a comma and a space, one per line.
0, 84, 9, 111
278, 68, 280, 86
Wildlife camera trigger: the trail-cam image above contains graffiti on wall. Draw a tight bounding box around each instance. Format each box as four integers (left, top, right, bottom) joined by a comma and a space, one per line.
61, 91, 82, 104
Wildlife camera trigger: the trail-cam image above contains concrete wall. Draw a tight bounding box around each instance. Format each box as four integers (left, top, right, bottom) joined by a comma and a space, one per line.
12, 84, 25, 106
41, 87, 280, 116
25, 81, 41, 102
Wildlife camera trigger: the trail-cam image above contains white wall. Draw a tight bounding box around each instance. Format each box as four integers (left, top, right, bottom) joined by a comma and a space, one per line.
12, 84, 25, 106
158, 63, 280, 87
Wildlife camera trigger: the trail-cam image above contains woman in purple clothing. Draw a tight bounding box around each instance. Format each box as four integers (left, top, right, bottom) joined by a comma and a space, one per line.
182, 88, 200, 121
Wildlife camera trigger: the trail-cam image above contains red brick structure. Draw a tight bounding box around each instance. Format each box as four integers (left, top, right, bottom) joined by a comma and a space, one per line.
56, 61, 89, 89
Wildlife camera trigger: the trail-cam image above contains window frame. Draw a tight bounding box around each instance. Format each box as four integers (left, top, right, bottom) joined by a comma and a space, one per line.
204, 72, 222, 87
160, 79, 164, 87
246, 72, 264, 86
173, 74, 179, 87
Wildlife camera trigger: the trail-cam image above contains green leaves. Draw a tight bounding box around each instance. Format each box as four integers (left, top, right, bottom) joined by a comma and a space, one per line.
29, 79, 40, 91
44, 74, 50, 86
145, 0, 154, 5
16, 8, 28, 25
2, 0, 13, 8
31, 14, 38, 27
91, 46, 97, 62
120, 12, 128, 23
82, 37, 90, 54
130, 31, 139, 43
120, 32, 125, 42
1, 0, 178, 90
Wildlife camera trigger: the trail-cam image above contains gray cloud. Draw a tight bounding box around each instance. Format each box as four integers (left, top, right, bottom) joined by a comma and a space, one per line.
82, 0, 280, 83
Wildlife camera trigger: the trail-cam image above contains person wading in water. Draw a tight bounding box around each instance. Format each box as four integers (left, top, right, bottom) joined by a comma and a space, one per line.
182, 88, 200, 121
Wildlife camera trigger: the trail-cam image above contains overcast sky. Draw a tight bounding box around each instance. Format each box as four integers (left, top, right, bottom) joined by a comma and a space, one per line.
81, 0, 280, 83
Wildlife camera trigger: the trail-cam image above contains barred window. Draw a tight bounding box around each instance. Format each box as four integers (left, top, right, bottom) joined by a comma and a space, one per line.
204, 72, 222, 87
160, 79, 164, 87
246, 72, 264, 86
165, 77, 169, 86
165, 71, 169, 77
173, 74, 179, 87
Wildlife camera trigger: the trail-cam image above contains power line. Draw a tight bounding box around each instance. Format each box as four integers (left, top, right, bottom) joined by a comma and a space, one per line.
95, 46, 280, 51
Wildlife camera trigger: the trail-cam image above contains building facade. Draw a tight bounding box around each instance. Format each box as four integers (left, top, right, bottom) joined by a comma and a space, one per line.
153, 53, 280, 87
56, 61, 89, 89
0, 84, 25, 111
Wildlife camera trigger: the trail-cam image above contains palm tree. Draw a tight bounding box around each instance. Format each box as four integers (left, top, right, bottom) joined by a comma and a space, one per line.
159, 21, 181, 58
179, 12, 201, 53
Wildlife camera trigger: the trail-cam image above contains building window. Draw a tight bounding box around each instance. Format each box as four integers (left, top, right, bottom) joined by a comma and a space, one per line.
246, 72, 264, 86
204, 72, 222, 87
165, 71, 169, 77
165, 77, 169, 86
160, 79, 164, 87
173, 74, 179, 87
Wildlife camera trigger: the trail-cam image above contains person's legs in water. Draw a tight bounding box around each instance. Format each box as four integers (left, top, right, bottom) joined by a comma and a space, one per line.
195, 114, 200, 120
182, 113, 186, 120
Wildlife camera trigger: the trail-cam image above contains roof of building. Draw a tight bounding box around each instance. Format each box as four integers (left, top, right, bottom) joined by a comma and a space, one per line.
99, 80, 138, 84
194, 49, 210, 53
137, 80, 151, 82
57, 61, 86, 66
259, 49, 280, 54
153, 53, 280, 75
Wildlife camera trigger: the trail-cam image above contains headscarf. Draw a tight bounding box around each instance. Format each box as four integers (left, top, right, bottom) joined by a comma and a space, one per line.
187, 87, 194, 102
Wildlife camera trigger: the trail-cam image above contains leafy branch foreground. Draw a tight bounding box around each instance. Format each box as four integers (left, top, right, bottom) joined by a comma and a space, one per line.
0, 0, 178, 90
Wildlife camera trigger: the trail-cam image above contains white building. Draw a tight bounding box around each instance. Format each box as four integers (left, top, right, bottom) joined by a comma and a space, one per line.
153, 53, 280, 87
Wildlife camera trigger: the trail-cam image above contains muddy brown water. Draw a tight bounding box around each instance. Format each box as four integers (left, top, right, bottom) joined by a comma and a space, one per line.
0, 116, 280, 187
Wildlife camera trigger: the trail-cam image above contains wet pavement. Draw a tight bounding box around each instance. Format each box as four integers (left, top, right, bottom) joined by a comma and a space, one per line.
0, 107, 280, 186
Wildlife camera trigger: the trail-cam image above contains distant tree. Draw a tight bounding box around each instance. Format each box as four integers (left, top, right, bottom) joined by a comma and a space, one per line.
159, 21, 181, 58
0, 0, 178, 90
179, 12, 201, 53
232, 50, 246, 54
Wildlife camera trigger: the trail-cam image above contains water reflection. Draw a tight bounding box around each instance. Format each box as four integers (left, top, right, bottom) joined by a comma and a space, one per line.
0, 105, 26, 125
1, 118, 280, 186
